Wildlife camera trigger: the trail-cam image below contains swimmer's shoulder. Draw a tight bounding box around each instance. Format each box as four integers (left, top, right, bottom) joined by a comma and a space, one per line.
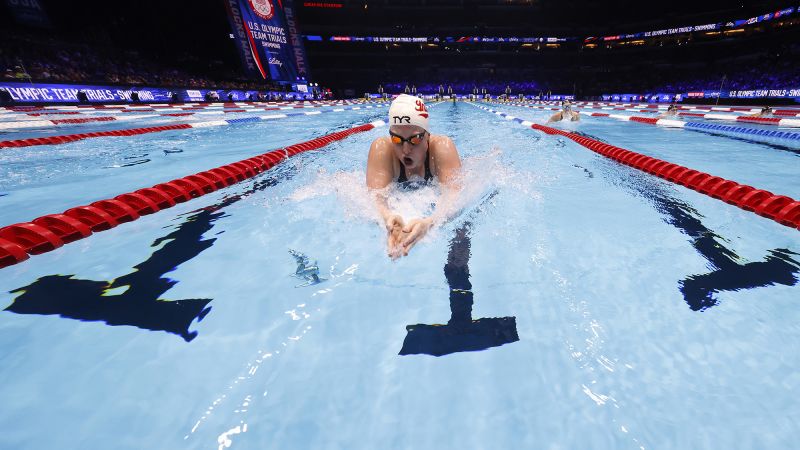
429, 134, 455, 147
368, 135, 393, 155
429, 134, 458, 156
429, 135, 461, 178
367, 136, 399, 185
367, 136, 396, 168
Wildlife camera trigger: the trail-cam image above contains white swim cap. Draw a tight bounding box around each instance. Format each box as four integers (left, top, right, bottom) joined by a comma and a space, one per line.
389, 94, 429, 131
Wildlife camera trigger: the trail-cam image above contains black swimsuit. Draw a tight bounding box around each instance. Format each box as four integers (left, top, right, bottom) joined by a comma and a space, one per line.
397, 150, 433, 189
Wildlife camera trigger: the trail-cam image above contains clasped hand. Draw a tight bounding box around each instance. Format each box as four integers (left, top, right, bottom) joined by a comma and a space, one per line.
385, 214, 432, 260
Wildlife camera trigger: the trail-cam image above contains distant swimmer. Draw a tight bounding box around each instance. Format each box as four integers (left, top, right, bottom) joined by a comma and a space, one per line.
547, 100, 580, 122
750, 106, 773, 117
366, 94, 463, 259
658, 104, 679, 119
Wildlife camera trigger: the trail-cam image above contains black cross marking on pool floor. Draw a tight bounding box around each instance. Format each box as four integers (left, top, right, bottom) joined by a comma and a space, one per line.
399, 222, 519, 356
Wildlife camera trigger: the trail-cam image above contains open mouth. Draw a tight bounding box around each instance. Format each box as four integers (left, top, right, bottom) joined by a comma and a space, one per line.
403, 157, 414, 166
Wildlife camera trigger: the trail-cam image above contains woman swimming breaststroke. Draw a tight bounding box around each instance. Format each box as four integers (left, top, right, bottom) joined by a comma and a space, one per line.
365, 94, 464, 259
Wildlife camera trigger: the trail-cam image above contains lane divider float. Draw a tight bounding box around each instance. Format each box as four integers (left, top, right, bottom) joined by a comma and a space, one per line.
0, 119, 387, 269
492, 102, 800, 144
0, 104, 387, 148
497, 102, 800, 128
540, 101, 800, 116
473, 104, 800, 231
1, 99, 374, 113
601, 113, 800, 140
575, 111, 800, 142
0, 101, 386, 130
12, 101, 380, 117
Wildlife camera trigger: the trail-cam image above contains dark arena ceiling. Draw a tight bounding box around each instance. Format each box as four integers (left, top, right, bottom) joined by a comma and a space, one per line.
3, 0, 797, 95
296, 0, 787, 34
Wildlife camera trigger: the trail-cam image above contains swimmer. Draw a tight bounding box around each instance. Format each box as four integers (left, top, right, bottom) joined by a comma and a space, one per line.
750, 106, 773, 117
658, 104, 679, 119
366, 94, 463, 259
547, 100, 580, 122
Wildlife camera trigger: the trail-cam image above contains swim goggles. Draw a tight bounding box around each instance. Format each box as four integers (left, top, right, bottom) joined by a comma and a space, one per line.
390, 131, 426, 145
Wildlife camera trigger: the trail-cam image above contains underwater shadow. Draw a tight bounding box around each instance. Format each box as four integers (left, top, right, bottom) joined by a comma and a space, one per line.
5, 171, 291, 341
400, 222, 519, 356
625, 170, 800, 311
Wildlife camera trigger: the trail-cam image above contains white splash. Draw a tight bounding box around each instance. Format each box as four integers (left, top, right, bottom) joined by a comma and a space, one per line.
217, 424, 245, 449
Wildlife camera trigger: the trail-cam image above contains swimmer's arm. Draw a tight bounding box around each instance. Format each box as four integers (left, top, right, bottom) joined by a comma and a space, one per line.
426, 136, 463, 227
366, 138, 398, 224
426, 183, 462, 227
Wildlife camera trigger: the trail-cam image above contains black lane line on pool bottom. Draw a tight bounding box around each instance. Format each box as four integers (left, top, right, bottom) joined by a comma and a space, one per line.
613, 167, 800, 311
399, 222, 520, 357
400, 191, 519, 357
5, 166, 296, 342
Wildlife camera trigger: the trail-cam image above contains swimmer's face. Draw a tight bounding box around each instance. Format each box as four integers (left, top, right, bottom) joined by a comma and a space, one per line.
389, 125, 428, 170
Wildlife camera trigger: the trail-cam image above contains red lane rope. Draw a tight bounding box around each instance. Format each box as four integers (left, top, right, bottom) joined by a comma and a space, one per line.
0, 122, 380, 268
50, 117, 117, 125
530, 123, 800, 231
0, 103, 386, 149
0, 124, 194, 148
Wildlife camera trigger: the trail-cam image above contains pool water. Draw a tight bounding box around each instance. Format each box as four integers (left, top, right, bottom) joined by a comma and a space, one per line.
0, 100, 798, 450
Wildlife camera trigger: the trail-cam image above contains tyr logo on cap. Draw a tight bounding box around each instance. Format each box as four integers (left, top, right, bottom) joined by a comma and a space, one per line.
392, 116, 411, 124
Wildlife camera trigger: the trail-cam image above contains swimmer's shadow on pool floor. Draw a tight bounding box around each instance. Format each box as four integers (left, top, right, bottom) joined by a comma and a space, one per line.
4, 174, 292, 342
5, 209, 218, 342
629, 170, 800, 311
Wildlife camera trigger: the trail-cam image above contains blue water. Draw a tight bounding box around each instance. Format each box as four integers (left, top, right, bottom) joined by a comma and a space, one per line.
0, 101, 798, 450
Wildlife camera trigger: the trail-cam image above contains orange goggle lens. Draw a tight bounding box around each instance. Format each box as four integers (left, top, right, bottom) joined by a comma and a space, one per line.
390, 132, 425, 146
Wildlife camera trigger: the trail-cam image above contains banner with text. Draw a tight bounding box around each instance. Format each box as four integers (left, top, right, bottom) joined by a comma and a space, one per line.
602, 87, 800, 103
223, 0, 310, 83
0, 81, 310, 104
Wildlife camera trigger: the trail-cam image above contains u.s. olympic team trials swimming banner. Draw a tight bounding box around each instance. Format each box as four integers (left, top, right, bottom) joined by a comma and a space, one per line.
0, 81, 311, 104
223, 0, 310, 83
603, 88, 800, 103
